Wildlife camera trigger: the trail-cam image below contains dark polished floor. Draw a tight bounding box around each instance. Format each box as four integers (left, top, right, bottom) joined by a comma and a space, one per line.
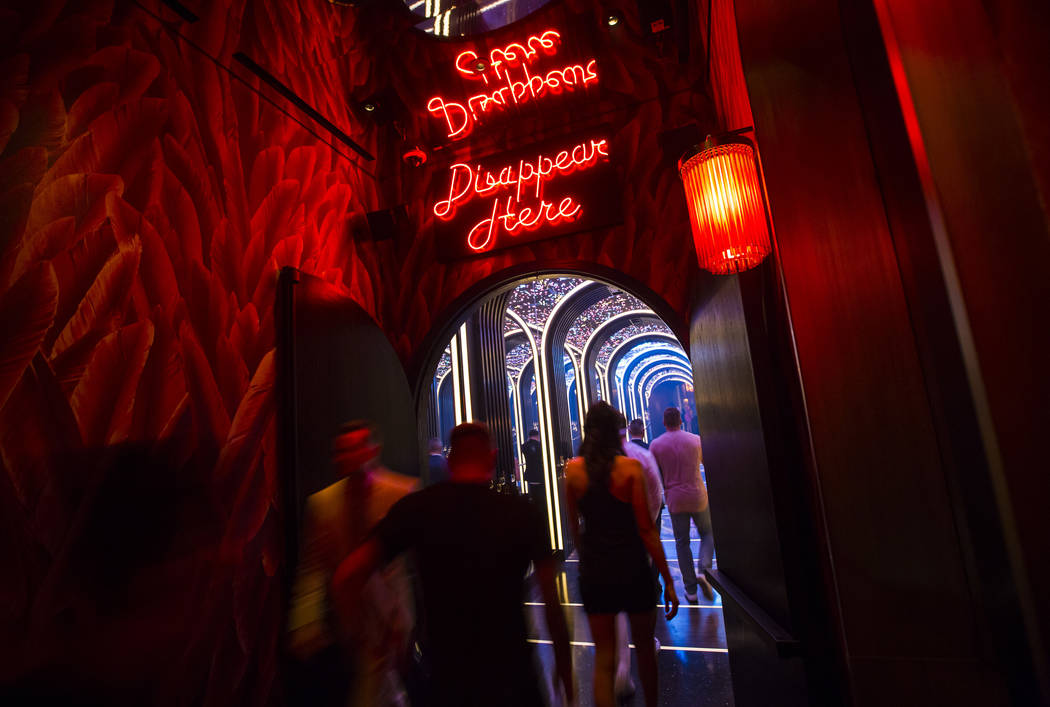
525, 515, 734, 706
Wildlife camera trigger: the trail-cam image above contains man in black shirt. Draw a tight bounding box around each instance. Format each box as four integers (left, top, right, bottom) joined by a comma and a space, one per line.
334, 423, 574, 706
426, 436, 450, 485
521, 427, 544, 486
627, 418, 649, 450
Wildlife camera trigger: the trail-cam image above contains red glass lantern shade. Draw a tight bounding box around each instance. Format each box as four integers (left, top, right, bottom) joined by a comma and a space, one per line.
678, 136, 772, 274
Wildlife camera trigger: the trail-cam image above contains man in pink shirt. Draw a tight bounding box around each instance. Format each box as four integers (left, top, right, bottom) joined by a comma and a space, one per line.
649, 407, 715, 603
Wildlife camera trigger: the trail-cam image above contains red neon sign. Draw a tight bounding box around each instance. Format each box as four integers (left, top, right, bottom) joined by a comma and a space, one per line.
454, 30, 561, 80
431, 137, 609, 252
426, 29, 599, 139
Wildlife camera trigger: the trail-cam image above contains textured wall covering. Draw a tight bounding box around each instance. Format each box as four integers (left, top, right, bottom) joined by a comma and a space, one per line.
0, 0, 713, 702
0, 1, 370, 702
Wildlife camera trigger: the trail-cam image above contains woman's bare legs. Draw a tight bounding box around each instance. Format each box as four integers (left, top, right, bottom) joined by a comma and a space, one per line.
587, 613, 617, 707
629, 609, 659, 706
614, 613, 635, 696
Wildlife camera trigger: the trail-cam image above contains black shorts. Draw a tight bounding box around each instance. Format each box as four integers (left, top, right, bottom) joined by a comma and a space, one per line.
579, 564, 659, 615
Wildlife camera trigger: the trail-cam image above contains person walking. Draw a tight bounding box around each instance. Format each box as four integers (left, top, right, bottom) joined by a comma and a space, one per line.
426, 436, 449, 485
521, 427, 543, 493
649, 406, 716, 604
333, 423, 574, 707
564, 402, 678, 707
627, 418, 650, 450
287, 422, 417, 706
613, 417, 665, 700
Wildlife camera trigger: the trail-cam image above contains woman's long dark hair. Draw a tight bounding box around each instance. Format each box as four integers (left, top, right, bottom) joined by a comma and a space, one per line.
579, 401, 624, 486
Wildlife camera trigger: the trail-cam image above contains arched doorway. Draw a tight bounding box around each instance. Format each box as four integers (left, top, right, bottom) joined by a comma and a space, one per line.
413, 268, 731, 705
418, 271, 691, 550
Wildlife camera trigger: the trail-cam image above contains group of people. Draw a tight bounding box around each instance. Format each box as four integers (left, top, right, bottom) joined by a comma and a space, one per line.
287, 402, 714, 707
562, 403, 716, 706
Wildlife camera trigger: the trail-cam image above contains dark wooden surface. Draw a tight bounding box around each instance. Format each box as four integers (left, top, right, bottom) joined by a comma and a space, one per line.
872, 3, 1050, 700
726, 0, 1042, 703
689, 271, 810, 706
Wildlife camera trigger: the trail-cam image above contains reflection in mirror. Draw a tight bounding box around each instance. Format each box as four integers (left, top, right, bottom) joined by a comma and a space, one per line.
405, 0, 557, 38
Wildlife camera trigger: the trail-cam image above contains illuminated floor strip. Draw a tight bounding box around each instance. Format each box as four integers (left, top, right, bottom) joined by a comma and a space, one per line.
524, 601, 721, 610
528, 638, 728, 654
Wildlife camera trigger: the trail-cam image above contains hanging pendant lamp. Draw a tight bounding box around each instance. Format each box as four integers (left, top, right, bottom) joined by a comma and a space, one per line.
678, 134, 772, 274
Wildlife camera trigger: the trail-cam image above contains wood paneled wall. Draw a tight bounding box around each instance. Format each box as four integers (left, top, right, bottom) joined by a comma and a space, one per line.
717, 0, 1048, 702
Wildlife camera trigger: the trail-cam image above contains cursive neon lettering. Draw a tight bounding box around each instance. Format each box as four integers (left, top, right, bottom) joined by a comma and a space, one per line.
432, 136, 609, 252
426, 28, 598, 139
434, 164, 475, 219
427, 97, 471, 139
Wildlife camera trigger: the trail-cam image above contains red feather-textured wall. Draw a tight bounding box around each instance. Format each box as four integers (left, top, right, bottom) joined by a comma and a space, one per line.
0, 0, 373, 701
0, 0, 714, 702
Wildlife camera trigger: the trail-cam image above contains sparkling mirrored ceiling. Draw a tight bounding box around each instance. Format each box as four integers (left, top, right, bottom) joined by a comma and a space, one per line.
405, 0, 557, 38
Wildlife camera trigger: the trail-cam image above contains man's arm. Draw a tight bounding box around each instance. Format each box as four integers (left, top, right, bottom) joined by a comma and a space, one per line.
330, 537, 383, 620
536, 556, 574, 702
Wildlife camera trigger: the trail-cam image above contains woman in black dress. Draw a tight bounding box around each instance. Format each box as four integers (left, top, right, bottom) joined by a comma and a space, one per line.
565, 402, 679, 707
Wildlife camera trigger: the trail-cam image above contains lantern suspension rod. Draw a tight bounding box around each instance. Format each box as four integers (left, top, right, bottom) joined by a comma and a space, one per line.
707, 126, 755, 142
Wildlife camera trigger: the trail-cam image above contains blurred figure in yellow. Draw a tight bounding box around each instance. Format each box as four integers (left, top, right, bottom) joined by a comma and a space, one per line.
332, 422, 574, 706
287, 421, 417, 706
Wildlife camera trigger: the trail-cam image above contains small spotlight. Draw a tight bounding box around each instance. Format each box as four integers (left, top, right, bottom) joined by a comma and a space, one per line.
606, 14, 620, 27
363, 102, 377, 113
474, 60, 487, 72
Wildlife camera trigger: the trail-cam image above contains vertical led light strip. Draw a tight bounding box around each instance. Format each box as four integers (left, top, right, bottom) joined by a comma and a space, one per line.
510, 372, 527, 493
450, 333, 463, 425
566, 350, 585, 449
507, 308, 555, 546
539, 334, 563, 551
539, 281, 593, 551
434, 371, 451, 432
458, 323, 473, 422
598, 362, 610, 404
580, 309, 651, 410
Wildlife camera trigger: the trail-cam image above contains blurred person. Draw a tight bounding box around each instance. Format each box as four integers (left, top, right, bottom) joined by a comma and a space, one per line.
613, 417, 665, 699
627, 418, 649, 450
649, 406, 716, 604
427, 436, 449, 485
287, 421, 417, 706
564, 402, 678, 707
681, 398, 696, 434
333, 422, 574, 707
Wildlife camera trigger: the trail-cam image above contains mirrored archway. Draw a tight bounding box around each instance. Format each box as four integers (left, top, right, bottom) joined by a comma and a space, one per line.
423, 274, 694, 554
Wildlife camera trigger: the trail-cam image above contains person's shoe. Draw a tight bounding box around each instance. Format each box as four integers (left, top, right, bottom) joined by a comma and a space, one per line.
685, 591, 699, 604
698, 576, 716, 602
